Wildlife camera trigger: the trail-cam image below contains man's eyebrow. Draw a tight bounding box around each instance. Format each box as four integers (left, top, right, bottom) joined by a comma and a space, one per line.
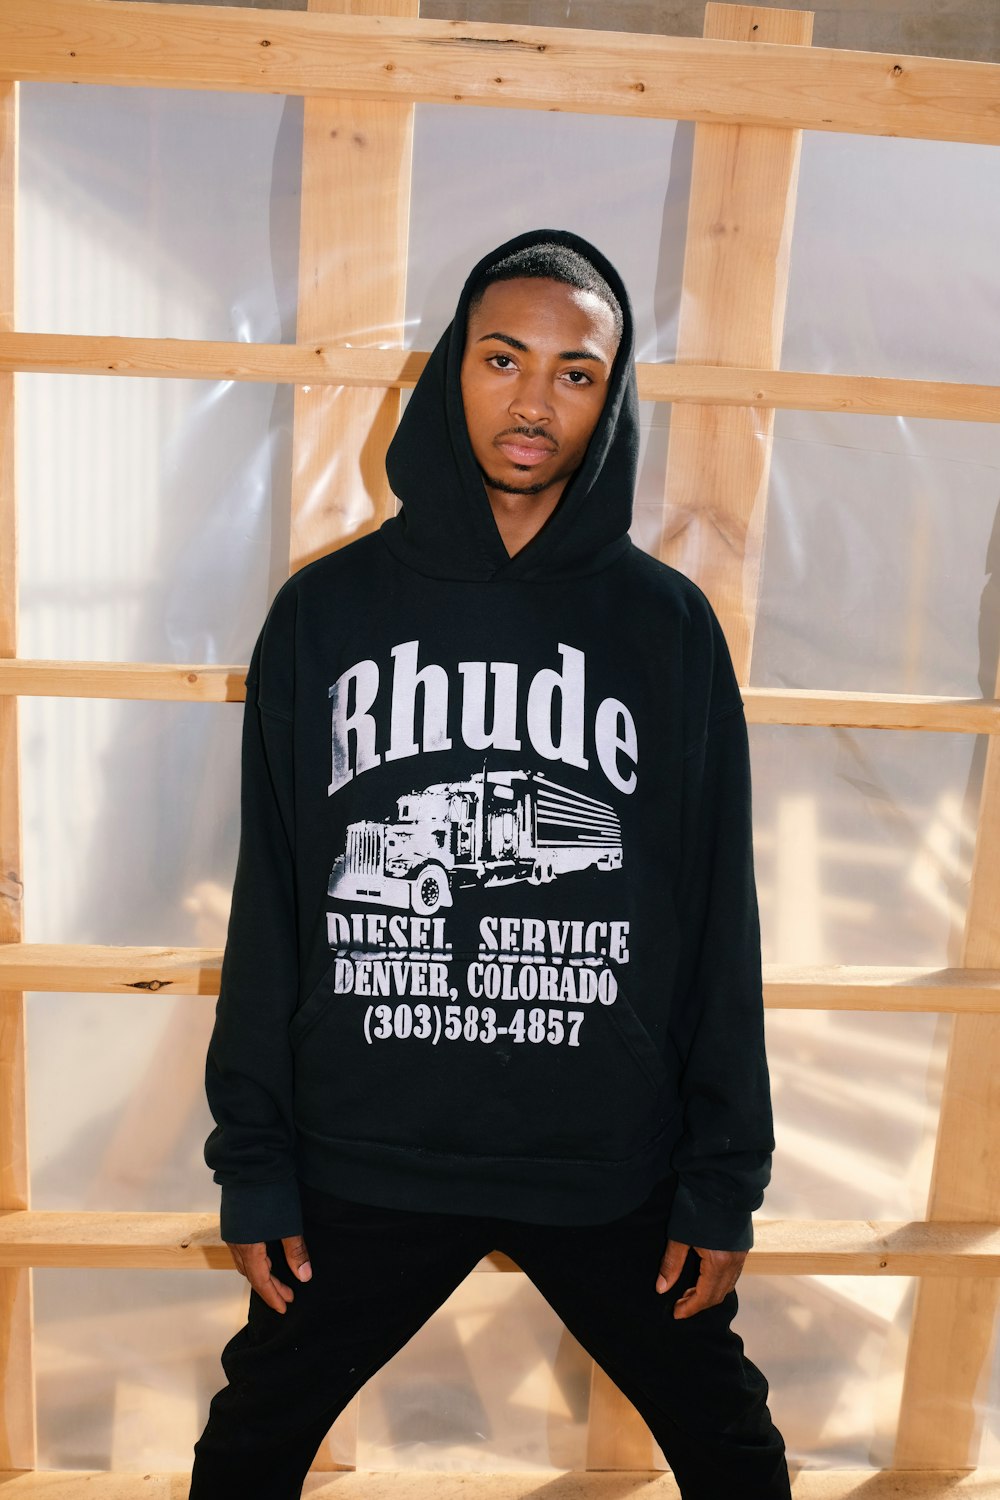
476, 332, 528, 351
476, 331, 606, 363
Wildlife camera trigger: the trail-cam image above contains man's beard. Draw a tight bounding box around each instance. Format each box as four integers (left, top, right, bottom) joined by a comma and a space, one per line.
481, 470, 552, 496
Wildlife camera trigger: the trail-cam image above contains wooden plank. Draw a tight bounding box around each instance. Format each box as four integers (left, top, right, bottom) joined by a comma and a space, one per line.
0, 80, 19, 957
2, 2, 1000, 147
0, 333, 425, 388
658, 3, 812, 685
593, 4, 814, 1465
641, 366, 1000, 423
3, 946, 999, 1013
294, 1473, 998, 1500
288, 0, 415, 573
746, 687, 1000, 734
289, 0, 416, 1467
3, 662, 1000, 736
585, 1361, 655, 1471
0, 1212, 997, 1277
0, 1471, 996, 1500
895, 706, 1000, 1461
2, 661, 999, 737
0, 1478, 187, 1499
6, 334, 1000, 426
0, 74, 34, 1476
764, 965, 1000, 1014
0, 661, 245, 702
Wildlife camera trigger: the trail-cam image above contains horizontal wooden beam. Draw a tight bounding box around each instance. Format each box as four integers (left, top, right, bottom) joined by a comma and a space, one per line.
0, 945, 223, 995
0, 1471, 997, 1500
0, 332, 426, 391
0, 1210, 996, 1276
766, 966, 1000, 1014
2, 2, 999, 145
4, 334, 1000, 424
1, 946, 997, 1013
2, 662, 998, 735
641, 366, 1000, 423
0, 660, 244, 702
746, 687, 1000, 734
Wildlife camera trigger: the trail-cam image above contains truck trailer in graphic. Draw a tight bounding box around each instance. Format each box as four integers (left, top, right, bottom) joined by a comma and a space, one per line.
328, 769, 623, 915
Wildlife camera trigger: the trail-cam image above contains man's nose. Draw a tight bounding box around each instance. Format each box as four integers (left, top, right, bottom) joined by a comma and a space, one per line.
509, 377, 553, 424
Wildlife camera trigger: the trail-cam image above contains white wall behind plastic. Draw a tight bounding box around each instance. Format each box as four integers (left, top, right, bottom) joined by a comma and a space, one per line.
16, 82, 1000, 1472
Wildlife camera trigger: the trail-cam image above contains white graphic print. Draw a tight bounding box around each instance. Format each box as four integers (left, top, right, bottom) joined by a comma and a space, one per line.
328, 768, 623, 916
324, 910, 632, 1054
328, 641, 638, 796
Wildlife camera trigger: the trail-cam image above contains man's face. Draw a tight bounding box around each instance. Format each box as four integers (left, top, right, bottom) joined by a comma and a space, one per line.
460, 277, 619, 519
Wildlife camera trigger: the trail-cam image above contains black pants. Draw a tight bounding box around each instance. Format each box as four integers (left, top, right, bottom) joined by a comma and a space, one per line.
190, 1175, 790, 1499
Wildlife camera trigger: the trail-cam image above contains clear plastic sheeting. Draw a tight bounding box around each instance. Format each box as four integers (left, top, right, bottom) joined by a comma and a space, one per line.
758, 413, 1000, 699
15, 79, 1000, 1473
781, 133, 1000, 385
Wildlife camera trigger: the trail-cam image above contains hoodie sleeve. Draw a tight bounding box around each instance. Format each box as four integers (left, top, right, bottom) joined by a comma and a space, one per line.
667, 611, 775, 1253
204, 592, 303, 1245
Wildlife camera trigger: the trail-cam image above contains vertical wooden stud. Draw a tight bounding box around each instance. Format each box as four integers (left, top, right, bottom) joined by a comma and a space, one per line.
894, 729, 1000, 1463
289, 0, 417, 574
657, 2, 813, 685
290, 0, 418, 1468
0, 77, 36, 1472
585, 1362, 656, 1472
587, 4, 812, 1470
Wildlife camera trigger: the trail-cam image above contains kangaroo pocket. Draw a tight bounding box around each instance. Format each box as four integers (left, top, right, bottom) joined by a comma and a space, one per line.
290, 953, 677, 1167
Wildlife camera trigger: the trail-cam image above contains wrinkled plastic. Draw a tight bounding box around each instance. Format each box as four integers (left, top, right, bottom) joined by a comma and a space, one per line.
16, 78, 1000, 1473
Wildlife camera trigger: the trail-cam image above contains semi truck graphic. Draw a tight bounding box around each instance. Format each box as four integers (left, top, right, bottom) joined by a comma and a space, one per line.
328, 769, 623, 915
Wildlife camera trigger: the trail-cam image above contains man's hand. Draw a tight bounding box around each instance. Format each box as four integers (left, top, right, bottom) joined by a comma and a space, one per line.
655, 1239, 747, 1319
227, 1236, 312, 1315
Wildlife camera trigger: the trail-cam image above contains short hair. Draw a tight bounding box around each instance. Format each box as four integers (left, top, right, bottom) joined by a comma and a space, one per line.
467, 242, 624, 344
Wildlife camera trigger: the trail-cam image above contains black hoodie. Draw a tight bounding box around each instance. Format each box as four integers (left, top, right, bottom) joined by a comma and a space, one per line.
205, 229, 774, 1251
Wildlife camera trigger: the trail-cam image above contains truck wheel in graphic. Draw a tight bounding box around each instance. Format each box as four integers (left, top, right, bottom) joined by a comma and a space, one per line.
410, 863, 449, 915
529, 859, 555, 885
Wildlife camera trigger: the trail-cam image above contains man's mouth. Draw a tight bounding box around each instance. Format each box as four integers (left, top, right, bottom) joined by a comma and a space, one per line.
495, 431, 557, 468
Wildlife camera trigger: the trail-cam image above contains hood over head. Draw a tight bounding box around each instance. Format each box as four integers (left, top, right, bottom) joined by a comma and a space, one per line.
382, 228, 639, 583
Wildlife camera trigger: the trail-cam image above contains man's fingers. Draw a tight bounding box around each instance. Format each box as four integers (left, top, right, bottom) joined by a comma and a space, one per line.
655, 1238, 690, 1294
282, 1234, 313, 1282
672, 1273, 722, 1320
672, 1248, 746, 1320
252, 1272, 293, 1315
226, 1241, 295, 1315
249, 1258, 295, 1315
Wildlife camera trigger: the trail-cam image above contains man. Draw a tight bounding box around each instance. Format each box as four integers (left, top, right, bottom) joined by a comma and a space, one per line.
190, 229, 790, 1498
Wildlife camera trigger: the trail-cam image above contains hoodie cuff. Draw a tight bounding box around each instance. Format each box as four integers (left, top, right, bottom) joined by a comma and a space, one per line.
666, 1181, 754, 1252
219, 1179, 303, 1246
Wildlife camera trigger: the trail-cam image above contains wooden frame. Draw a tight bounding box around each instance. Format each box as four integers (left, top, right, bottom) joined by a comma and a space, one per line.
1, 0, 999, 1487
4, 335, 1000, 424
2, 0, 1000, 145
0, 66, 35, 1479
